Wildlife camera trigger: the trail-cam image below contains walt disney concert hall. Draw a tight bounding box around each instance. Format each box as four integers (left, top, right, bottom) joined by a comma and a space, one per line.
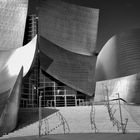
0, 0, 140, 135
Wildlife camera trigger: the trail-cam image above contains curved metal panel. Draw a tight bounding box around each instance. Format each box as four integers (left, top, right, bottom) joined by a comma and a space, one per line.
39, 36, 97, 96
5, 35, 37, 77
0, 36, 37, 135
0, 67, 23, 136
0, 35, 37, 93
0, 90, 10, 116
0, 51, 12, 73
95, 1, 140, 53
0, 0, 28, 50
0, 63, 17, 94
60, 1, 140, 53
95, 73, 140, 104
38, 0, 99, 56
96, 28, 140, 81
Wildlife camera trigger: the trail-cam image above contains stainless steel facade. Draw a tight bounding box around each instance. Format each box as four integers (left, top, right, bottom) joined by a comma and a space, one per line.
95, 29, 140, 103
0, 0, 28, 50
38, 0, 99, 56
0, 0, 37, 135
39, 36, 97, 96
1, 0, 140, 135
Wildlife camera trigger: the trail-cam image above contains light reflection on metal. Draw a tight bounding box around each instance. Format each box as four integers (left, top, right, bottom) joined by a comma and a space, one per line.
0, 35, 37, 135
39, 36, 97, 96
0, 35, 36, 93
0, 67, 23, 136
95, 28, 140, 104
95, 73, 140, 104
0, 0, 28, 50
96, 28, 140, 81
6, 35, 37, 76
38, 0, 99, 56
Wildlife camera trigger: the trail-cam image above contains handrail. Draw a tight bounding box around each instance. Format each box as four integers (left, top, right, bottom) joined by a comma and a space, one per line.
90, 104, 98, 133
104, 95, 128, 133
40, 111, 70, 135
57, 112, 70, 134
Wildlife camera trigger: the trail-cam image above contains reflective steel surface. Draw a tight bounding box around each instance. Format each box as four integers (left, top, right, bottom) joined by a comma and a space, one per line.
0, 35, 37, 135
95, 28, 140, 103
0, 68, 23, 136
39, 36, 97, 96
38, 0, 99, 56
0, 0, 28, 50
96, 28, 140, 81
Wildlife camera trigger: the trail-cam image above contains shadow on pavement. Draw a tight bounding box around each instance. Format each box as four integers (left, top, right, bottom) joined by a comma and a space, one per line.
15, 108, 59, 131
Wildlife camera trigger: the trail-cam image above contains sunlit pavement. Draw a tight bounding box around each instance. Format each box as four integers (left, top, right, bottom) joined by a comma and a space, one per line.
1, 105, 140, 139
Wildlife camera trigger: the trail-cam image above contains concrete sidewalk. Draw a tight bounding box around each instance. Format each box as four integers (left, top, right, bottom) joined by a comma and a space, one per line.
1, 133, 140, 140
1, 105, 140, 139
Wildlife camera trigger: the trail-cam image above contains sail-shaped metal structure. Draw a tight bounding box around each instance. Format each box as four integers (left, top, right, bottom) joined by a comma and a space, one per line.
0, 1, 29, 134
0, 67, 23, 136
0, 0, 37, 134
95, 28, 140, 103
0, 35, 37, 135
38, 0, 99, 56
96, 28, 140, 81
38, 0, 99, 96
39, 36, 97, 96
1, 0, 140, 135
